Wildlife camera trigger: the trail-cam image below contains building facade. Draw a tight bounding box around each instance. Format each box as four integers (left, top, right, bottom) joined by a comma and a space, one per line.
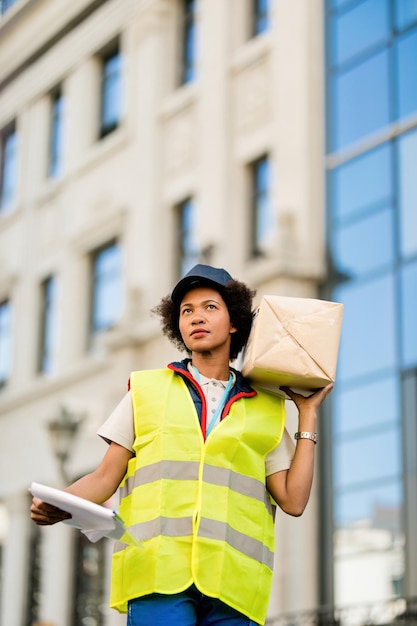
0, 1, 416, 626
324, 0, 417, 615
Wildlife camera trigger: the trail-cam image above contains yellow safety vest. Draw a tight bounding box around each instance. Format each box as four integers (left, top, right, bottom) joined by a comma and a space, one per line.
110, 368, 286, 624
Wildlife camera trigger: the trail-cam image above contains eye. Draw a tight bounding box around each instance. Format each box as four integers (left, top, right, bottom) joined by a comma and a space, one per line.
206, 303, 217, 310
181, 307, 192, 315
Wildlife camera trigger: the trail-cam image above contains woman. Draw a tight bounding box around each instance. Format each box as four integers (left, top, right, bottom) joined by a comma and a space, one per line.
31, 264, 332, 626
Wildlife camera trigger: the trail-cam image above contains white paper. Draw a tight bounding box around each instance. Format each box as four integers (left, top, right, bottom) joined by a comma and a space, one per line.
30, 482, 141, 546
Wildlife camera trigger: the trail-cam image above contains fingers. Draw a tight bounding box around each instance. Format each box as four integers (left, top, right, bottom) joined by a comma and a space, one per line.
312, 383, 334, 402
279, 383, 334, 409
279, 386, 298, 399
30, 498, 72, 526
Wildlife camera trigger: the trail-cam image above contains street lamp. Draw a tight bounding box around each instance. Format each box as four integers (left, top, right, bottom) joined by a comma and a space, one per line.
47, 405, 83, 483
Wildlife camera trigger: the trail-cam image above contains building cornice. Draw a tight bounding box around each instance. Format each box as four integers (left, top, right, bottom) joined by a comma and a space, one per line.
0, 0, 111, 93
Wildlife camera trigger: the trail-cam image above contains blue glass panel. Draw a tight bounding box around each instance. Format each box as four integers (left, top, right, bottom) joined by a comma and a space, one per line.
180, 199, 199, 276
334, 480, 402, 528
400, 260, 417, 368
334, 374, 399, 436
92, 244, 122, 331
396, 29, 417, 120
398, 129, 417, 258
0, 129, 18, 210
335, 273, 396, 383
252, 157, 272, 254
333, 206, 394, 278
253, 0, 269, 36
334, 0, 389, 66
0, 301, 12, 382
101, 53, 121, 134
0, 0, 18, 15
333, 50, 390, 150
331, 0, 353, 8
332, 144, 392, 221
395, 0, 417, 30
334, 424, 401, 490
182, 0, 196, 84
49, 93, 64, 179
40, 277, 56, 374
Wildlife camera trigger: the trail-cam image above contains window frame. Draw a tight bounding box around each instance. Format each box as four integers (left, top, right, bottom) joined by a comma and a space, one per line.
24, 520, 42, 626
71, 531, 106, 626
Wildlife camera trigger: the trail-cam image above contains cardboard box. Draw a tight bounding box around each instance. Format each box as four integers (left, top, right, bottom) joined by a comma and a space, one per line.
241, 295, 343, 391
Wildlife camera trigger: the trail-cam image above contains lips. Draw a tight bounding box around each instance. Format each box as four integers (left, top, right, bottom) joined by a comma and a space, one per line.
190, 329, 209, 337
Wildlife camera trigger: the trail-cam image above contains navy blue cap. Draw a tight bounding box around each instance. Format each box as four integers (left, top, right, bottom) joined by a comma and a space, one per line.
171, 264, 233, 305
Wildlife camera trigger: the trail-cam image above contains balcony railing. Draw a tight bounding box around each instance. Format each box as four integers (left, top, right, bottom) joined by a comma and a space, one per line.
267, 597, 417, 626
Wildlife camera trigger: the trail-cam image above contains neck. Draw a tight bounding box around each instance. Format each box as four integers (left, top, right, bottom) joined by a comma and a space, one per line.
191, 354, 230, 381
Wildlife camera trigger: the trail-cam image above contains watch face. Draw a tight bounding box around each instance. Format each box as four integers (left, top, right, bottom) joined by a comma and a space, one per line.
295, 432, 318, 443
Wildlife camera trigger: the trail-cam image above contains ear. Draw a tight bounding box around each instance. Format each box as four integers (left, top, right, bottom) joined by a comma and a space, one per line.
229, 324, 237, 334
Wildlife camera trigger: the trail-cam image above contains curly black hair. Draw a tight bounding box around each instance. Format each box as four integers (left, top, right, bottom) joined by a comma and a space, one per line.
152, 280, 256, 361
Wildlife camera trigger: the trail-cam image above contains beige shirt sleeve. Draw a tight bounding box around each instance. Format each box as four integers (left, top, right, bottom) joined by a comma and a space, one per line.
265, 427, 295, 476
97, 390, 295, 474
97, 391, 135, 452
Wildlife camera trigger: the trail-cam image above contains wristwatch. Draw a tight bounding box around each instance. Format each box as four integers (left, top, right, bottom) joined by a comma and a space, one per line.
294, 431, 318, 444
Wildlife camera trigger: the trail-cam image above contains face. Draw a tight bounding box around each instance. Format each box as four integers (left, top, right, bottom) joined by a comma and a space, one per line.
178, 286, 237, 356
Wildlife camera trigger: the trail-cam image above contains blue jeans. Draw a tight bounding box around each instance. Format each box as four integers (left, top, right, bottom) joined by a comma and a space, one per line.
127, 585, 259, 625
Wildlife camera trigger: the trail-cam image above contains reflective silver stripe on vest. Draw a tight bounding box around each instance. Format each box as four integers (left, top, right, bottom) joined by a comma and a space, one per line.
114, 514, 274, 569
121, 461, 272, 515
197, 517, 275, 570
113, 515, 194, 553
203, 464, 274, 516
121, 460, 200, 496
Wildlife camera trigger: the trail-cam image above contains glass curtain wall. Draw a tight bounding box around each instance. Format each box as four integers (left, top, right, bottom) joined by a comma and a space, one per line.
325, 0, 417, 610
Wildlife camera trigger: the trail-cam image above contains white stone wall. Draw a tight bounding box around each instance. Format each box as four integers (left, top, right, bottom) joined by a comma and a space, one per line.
0, 1, 325, 624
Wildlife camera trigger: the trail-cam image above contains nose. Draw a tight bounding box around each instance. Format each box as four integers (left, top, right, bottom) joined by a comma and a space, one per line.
191, 311, 205, 325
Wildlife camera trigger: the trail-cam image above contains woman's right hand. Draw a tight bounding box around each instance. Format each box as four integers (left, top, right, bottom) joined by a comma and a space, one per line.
30, 497, 72, 526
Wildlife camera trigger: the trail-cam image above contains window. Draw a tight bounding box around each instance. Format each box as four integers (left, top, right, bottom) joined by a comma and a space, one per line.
0, 502, 9, 618
99, 46, 122, 138
395, 0, 417, 31
331, 0, 389, 66
180, 0, 196, 85
38, 277, 57, 375
48, 90, 64, 178
252, 0, 270, 37
72, 534, 106, 626
325, 1, 417, 603
249, 155, 272, 257
24, 522, 42, 626
90, 242, 122, 334
0, 300, 12, 386
395, 27, 417, 120
176, 198, 199, 277
400, 260, 417, 368
0, 123, 18, 212
332, 49, 390, 151
330, 143, 394, 280
398, 128, 417, 259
